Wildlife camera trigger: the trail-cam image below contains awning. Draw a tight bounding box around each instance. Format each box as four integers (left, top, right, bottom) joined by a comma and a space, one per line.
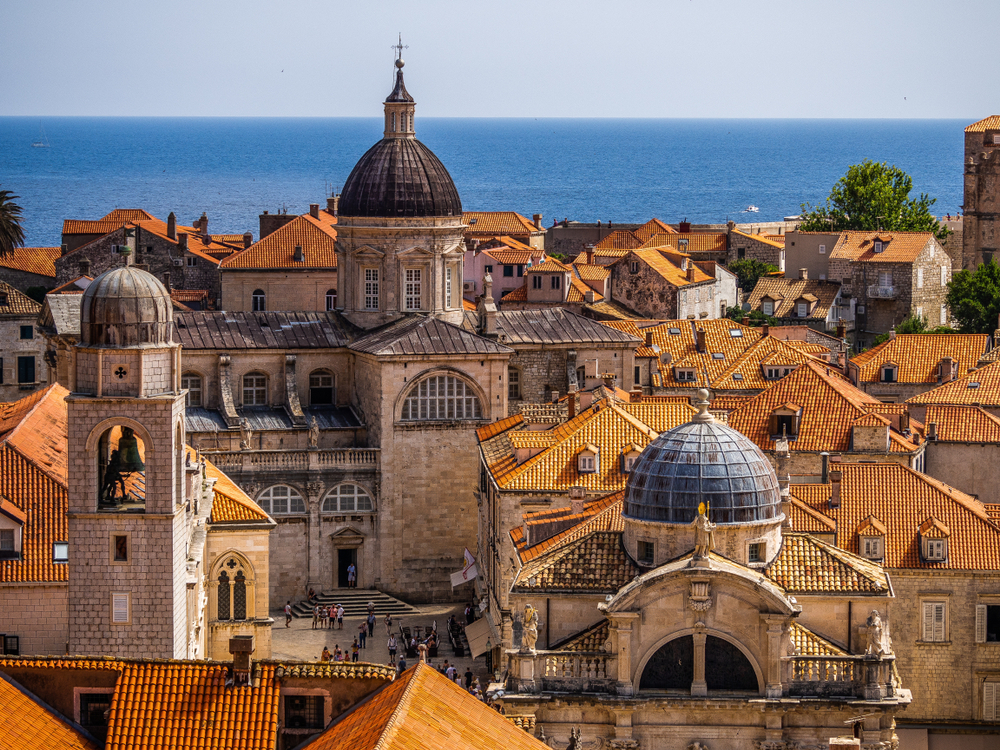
466, 613, 499, 659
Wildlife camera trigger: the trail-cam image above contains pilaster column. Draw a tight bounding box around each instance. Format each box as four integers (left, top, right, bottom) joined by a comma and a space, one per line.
306, 480, 325, 591
610, 612, 639, 696
691, 627, 707, 697
763, 614, 786, 698
609, 707, 637, 749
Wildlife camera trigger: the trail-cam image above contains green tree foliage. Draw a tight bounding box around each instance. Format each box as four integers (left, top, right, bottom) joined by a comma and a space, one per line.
725, 306, 777, 328
0, 188, 25, 258
727, 259, 779, 295
870, 314, 956, 347
946, 259, 1000, 333
799, 160, 947, 241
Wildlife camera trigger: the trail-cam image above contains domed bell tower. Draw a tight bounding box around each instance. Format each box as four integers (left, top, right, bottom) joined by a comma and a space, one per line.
67, 254, 190, 658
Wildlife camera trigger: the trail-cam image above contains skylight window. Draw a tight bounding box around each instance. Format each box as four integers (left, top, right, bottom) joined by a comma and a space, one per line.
730, 329, 744, 338
711, 353, 725, 360
969, 382, 981, 389
732, 373, 744, 381
668, 328, 681, 335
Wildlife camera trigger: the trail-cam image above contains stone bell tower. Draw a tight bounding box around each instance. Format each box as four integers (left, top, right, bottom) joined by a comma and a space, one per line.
66, 260, 189, 658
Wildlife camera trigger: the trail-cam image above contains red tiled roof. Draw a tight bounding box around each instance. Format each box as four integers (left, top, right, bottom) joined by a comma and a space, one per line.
0, 246, 60, 278
647, 233, 727, 254
205, 454, 271, 524
831, 231, 935, 263
966, 116, 1000, 132
730, 229, 784, 249
594, 230, 642, 250
922, 405, 1000, 442
463, 212, 540, 237
765, 532, 889, 593
484, 248, 536, 266
852, 334, 988, 384
220, 211, 337, 270
907, 361, 1000, 406
49, 276, 93, 294
0, 280, 42, 315
0, 671, 98, 749
632, 218, 677, 241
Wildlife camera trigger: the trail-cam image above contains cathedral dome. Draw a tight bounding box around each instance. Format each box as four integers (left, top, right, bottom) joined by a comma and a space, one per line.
81, 265, 174, 347
623, 390, 780, 525
338, 137, 462, 218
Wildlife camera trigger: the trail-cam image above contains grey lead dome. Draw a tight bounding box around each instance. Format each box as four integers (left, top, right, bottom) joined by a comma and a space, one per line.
623, 417, 781, 525
81, 266, 174, 347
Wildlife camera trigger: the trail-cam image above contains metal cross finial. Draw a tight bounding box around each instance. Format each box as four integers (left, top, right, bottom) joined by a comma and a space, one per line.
391, 33, 408, 61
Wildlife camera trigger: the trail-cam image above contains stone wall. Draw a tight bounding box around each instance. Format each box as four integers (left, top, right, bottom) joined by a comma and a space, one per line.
0, 315, 49, 403
0, 268, 54, 294
924, 441, 1000, 505
728, 231, 784, 269
221, 269, 338, 312
963, 127, 1000, 270
610, 253, 680, 319
0, 584, 68, 655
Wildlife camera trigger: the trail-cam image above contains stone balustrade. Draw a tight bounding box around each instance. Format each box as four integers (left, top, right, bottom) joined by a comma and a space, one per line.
508, 650, 617, 694
201, 448, 380, 473
785, 654, 896, 700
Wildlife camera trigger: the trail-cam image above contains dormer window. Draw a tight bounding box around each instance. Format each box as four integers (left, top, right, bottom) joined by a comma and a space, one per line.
578, 444, 599, 474
621, 444, 642, 473
881, 364, 898, 383
919, 517, 950, 562
857, 515, 887, 560
874, 241, 884, 253
0, 500, 26, 560
674, 367, 696, 382
762, 299, 774, 316
769, 403, 802, 439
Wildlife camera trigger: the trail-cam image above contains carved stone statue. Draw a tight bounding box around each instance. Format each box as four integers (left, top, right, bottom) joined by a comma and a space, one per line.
866, 609, 889, 657
692, 503, 716, 559
308, 416, 320, 449
521, 604, 539, 653
239, 417, 253, 451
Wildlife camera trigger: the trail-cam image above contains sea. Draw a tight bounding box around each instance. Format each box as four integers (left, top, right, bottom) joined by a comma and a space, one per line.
0, 117, 968, 248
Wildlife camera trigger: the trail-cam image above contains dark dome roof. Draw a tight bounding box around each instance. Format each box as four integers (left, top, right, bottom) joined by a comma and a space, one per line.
81, 266, 173, 347
623, 402, 781, 525
338, 138, 462, 218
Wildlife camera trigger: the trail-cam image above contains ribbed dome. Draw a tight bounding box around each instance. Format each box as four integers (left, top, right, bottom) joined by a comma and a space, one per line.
81, 266, 173, 347
623, 403, 781, 525
338, 138, 462, 218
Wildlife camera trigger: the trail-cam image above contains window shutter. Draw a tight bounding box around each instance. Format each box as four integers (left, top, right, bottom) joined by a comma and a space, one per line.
931, 603, 946, 641
985, 682, 997, 722
977, 605, 988, 643
922, 602, 935, 641
112, 593, 129, 624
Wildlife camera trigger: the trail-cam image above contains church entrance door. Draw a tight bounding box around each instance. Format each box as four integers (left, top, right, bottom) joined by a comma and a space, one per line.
337, 548, 357, 589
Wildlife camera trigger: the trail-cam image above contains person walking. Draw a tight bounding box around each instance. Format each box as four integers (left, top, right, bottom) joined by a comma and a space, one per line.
384, 613, 393, 635
464, 667, 474, 689
311, 605, 319, 630
284, 601, 292, 628
387, 635, 397, 665
358, 621, 367, 649
396, 656, 407, 675
367, 611, 376, 638
337, 604, 345, 629
351, 638, 360, 662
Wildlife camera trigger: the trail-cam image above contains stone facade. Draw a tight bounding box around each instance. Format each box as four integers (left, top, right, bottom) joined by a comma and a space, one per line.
962, 119, 1000, 269
221, 269, 339, 313
0, 584, 68, 655
728, 228, 785, 271
0, 312, 48, 403
782, 231, 841, 282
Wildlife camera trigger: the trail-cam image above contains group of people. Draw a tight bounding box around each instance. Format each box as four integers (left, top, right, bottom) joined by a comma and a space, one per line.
311, 603, 346, 630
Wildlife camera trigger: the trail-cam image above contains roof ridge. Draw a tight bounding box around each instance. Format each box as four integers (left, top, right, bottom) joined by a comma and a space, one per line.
373, 665, 420, 750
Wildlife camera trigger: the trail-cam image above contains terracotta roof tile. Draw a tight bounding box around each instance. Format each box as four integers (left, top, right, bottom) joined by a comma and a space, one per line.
62, 209, 155, 235
0, 247, 60, 278
272, 661, 396, 680
515, 523, 636, 593
764, 532, 890, 593
730, 229, 784, 249
48, 276, 92, 294
594, 230, 642, 251
571, 262, 611, 281
632, 218, 677, 242
852, 334, 988, 384
0, 280, 42, 315
790, 622, 846, 656
463, 212, 541, 237
966, 116, 1000, 132
0, 671, 99, 750
647, 233, 727, 254
711, 336, 828, 391
788, 496, 837, 534
791, 463, 1000, 569
484, 248, 537, 266
220, 212, 337, 270
907, 361, 1000, 406
551, 620, 611, 652
476, 413, 524, 442
625, 248, 713, 287
831, 231, 935, 263
203, 454, 271, 524
921, 405, 1000, 442
746, 278, 841, 321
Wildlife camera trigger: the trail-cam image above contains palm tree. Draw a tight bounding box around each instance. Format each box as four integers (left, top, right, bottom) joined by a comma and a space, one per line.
0, 187, 26, 258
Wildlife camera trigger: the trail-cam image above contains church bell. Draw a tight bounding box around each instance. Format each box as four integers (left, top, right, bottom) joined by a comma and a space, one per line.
117, 427, 145, 474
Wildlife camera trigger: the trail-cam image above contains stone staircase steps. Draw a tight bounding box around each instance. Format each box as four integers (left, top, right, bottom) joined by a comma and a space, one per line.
290, 589, 419, 619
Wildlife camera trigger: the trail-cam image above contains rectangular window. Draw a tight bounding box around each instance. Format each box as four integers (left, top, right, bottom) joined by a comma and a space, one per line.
446, 267, 453, 308
917, 268, 924, 288
748, 542, 764, 563
404, 268, 422, 310
364, 268, 379, 310
532, 275, 542, 289
507, 368, 520, 399
916, 306, 924, 320
986, 681, 998, 722
818, 244, 826, 254
638, 541, 654, 565
53, 542, 68, 563
0, 529, 12, 551
186, 256, 197, 267
879, 271, 892, 286
579, 455, 595, 473
517, 265, 524, 277
551, 275, 561, 290
17, 356, 34, 384
862, 536, 883, 557
113, 535, 128, 563
112, 593, 130, 624
797, 302, 808, 317
976, 604, 1000, 643
922, 601, 946, 642
941, 266, 948, 285
634, 365, 640, 385
3, 635, 19, 656
503, 265, 513, 277
484, 264, 493, 274
941, 306, 947, 325
79, 692, 112, 742
630, 261, 640, 273
19, 325, 32, 340
285, 695, 325, 730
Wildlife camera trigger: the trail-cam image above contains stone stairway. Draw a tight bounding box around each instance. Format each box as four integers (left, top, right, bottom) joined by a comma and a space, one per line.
290, 589, 419, 619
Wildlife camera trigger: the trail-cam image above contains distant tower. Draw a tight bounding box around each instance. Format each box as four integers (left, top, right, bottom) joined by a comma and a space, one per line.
67, 261, 189, 658
962, 116, 1000, 269
336, 40, 466, 328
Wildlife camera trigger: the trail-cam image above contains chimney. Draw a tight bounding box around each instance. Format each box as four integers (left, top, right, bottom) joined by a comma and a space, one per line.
579, 390, 594, 410
177, 232, 188, 249
533, 213, 543, 230
586, 246, 595, 265
243, 232, 253, 249
570, 486, 585, 516
889, 329, 896, 340
167, 212, 177, 240
584, 289, 595, 303
294, 245, 304, 262
829, 470, 842, 507
198, 212, 208, 236
820, 452, 830, 484
645, 331, 654, 347
686, 264, 696, 282
679, 220, 691, 233
327, 194, 340, 215
927, 422, 938, 441
551, 391, 560, 404
630, 385, 643, 403
229, 635, 255, 687
742, 316, 750, 326
162, 273, 172, 292
310, 203, 320, 219
568, 392, 576, 420
79, 259, 91, 276
601, 373, 616, 393
900, 410, 910, 433
762, 322, 769, 337
836, 321, 846, 339
696, 328, 706, 353
799, 268, 808, 280
941, 357, 955, 382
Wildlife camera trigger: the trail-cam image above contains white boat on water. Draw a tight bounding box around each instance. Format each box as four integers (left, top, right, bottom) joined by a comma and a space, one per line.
31, 124, 50, 148
744, 205, 759, 213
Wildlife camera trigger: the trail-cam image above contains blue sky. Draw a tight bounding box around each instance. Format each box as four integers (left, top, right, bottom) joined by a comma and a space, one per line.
3, 0, 997, 118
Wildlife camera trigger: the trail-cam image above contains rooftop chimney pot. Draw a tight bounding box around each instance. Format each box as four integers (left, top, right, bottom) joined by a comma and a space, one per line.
799, 267, 808, 280
310, 203, 320, 219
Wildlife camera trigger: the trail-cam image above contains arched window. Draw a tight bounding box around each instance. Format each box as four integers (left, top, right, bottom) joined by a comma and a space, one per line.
257, 484, 305, 514
217, 571, 231, 620
325, 288, 337, 311
309, 370, 335, 406
322, 483, 374, 513
181, 372, 202, 407
233, 570, 247, 621
243, 372, 267, 406
252, 289, 266, 312
508, 367, 521, 400
401, 374, 482, 421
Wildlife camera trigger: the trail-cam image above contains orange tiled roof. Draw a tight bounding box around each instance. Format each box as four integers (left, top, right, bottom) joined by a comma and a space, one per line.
211, 234, 247, 244
632, 218, 677, 242
516, 491, 625, 560
0, 671, 99, 750
500, 276, 603, 305
0, 246, 60, 278
788, 496, 837, 534
528, 258, 570, 273
220, 211, 337, 270
727, 360, 919, 453
62, 209, 156, 236
791, 463, 1000, 569
463, 212, 540, 237
481, 235, 537, 253
966, 116, 1000, 132
552, 620, 611, 652
711, 336, 828, 391
922, 405, 1000, 442
462, 297, 476, 311
764, 532, 889, 593
789, 622, 846, 656
648, 233, 727, 254
852, 334, 988, 384
309, 662, 548, 750
272, 661, 396, 680
830, 231, 934, 263
203, 453, 271, 524
762, 234, 786, 245
907, 360, 1000, 406
571, 262, 611, 281
627, 248, 713, 287
49, 276, 92, 294
484, 248, 536, 266
105, 661, 279, 750
594, 230, 642, 250
746, 278, 840, 321
730, 229, 785, 249
0, 280, 42, 316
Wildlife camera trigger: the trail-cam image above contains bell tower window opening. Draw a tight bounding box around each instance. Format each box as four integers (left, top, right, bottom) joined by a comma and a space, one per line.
446, 267, 453, 308
217, 571, 231, 620
233, 570, 247, 620
96, 425, 146, 511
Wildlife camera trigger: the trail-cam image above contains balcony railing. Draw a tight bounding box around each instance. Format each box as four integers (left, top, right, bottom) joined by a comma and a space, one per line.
867, 285, 897, 299
508, 651, 617, 694
201, 448, 380, 473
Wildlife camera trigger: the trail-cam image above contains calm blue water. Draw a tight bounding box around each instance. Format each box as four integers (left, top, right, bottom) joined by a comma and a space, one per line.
0, 117, 967, 247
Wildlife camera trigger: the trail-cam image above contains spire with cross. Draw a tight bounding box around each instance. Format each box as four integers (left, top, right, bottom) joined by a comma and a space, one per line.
391, 33, 408, 64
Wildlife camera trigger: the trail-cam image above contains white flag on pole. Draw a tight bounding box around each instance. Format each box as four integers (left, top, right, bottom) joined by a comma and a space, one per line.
451, 548, 478, 588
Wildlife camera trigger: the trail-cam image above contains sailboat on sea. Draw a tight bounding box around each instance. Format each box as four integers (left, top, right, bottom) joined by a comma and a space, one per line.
31, 124, 50, 148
